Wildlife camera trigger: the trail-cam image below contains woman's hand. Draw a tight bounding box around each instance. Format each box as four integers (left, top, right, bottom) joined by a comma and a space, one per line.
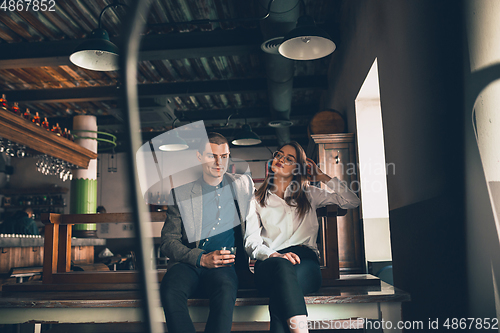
269, 252, 301, 265
306, 158, 331, 183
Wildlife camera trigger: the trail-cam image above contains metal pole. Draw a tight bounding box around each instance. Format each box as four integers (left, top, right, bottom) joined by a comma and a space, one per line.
119, 1, 163, 332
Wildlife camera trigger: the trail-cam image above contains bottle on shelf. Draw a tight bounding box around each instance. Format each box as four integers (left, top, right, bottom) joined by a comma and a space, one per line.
10, 102, 20, 115
51, 123, 62, 136
0, 94, 7, 111
67, 129, 74, 141
23, 108, 31, 121
62, 128, 69, 139
42, 117, 50, 130
32, 112, 41, 126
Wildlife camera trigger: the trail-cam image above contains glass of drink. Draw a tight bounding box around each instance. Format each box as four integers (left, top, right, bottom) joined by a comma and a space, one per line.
221, 246, 237, 255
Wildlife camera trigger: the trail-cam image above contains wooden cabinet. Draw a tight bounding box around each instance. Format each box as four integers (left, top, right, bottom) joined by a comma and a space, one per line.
308, 134, 364, 274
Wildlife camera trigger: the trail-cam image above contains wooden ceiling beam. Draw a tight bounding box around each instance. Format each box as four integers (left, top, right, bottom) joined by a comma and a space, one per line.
0, 28, 262, 69
173, 104, 319, 121
2, 76, 327, 104
96, 114, 311, 133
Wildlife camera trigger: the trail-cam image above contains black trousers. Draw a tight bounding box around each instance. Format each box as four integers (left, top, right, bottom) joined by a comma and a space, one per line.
254, 245, 322, 333
160, 263, 238, 333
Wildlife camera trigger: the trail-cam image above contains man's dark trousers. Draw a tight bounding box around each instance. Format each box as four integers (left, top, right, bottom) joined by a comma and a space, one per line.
160, 262, 238, 333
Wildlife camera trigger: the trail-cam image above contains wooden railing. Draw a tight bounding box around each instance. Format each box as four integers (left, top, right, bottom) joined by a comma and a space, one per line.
41, 212, 166, 287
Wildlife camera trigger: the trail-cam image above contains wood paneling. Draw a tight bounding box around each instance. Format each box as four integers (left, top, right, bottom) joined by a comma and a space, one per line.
0, 245, 95, 274
71, 246, 94, 265
0, 246, 43, 274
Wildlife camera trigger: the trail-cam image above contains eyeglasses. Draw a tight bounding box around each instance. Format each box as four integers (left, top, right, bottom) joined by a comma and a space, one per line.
273, 151, 296, 166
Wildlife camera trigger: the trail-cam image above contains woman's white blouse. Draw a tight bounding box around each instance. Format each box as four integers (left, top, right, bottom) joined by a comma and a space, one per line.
244, 177, 360, 261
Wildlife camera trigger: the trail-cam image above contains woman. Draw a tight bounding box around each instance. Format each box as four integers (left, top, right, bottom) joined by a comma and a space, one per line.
244, 142, 360, 333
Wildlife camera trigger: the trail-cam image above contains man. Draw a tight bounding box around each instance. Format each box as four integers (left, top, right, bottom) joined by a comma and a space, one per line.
160, 132, 254, 333
96, 206, 107, 214
0, 207, 39, 235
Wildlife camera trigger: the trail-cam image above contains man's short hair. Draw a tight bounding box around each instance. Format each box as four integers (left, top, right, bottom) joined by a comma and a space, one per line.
24, 207, 33, 215
198, 132, 229, 153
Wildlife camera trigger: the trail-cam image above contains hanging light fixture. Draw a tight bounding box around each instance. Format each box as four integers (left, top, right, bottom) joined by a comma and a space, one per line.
158, 118, 189, 152
69, 0, 276, 71
232, 124, 262, 146
69, 2, 126, 71
158, 132, 189, 152
278, 15, 336, 60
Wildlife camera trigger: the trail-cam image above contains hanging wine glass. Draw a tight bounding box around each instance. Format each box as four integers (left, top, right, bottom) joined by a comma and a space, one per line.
5, 140, 15, 157
35, 154, 73, 181
16, 145, 26, 158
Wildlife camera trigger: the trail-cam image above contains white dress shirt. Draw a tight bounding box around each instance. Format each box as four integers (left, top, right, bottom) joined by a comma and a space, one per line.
244, 177, 360, 261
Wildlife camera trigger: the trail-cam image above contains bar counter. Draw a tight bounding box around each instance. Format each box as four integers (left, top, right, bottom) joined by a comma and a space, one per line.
0, 235, 106, 247
0, 234, 106, 274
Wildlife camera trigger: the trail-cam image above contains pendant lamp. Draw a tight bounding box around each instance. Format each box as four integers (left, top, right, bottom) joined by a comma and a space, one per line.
158, 118, 189, 152
232, 124, 262, 146
278, 16, 336, 60
69, 2, 126, 71
158, 132, 189, 152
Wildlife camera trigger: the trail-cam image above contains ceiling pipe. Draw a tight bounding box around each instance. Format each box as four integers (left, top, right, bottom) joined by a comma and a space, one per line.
259, 0, 301, 146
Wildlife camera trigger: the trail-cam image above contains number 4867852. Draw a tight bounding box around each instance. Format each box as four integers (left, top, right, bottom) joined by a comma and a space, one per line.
0, 0, 56, 12
443, 318, 498, 330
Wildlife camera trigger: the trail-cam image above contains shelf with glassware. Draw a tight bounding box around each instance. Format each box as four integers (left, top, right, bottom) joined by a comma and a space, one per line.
0, 187, 69, 221
2, 205, 67, 222
0, 94, 97, 169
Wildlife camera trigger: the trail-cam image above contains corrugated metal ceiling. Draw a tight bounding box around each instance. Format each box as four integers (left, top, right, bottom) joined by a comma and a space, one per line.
0, 0, 339, 147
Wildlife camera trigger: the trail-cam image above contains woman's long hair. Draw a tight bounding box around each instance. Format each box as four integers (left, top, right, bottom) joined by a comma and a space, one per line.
255, 141, 311, 219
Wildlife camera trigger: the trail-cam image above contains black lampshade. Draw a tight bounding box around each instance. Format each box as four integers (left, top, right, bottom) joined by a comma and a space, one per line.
69, 28, 119, 71
278, 16, 336, 60
232, 124, 262, 146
